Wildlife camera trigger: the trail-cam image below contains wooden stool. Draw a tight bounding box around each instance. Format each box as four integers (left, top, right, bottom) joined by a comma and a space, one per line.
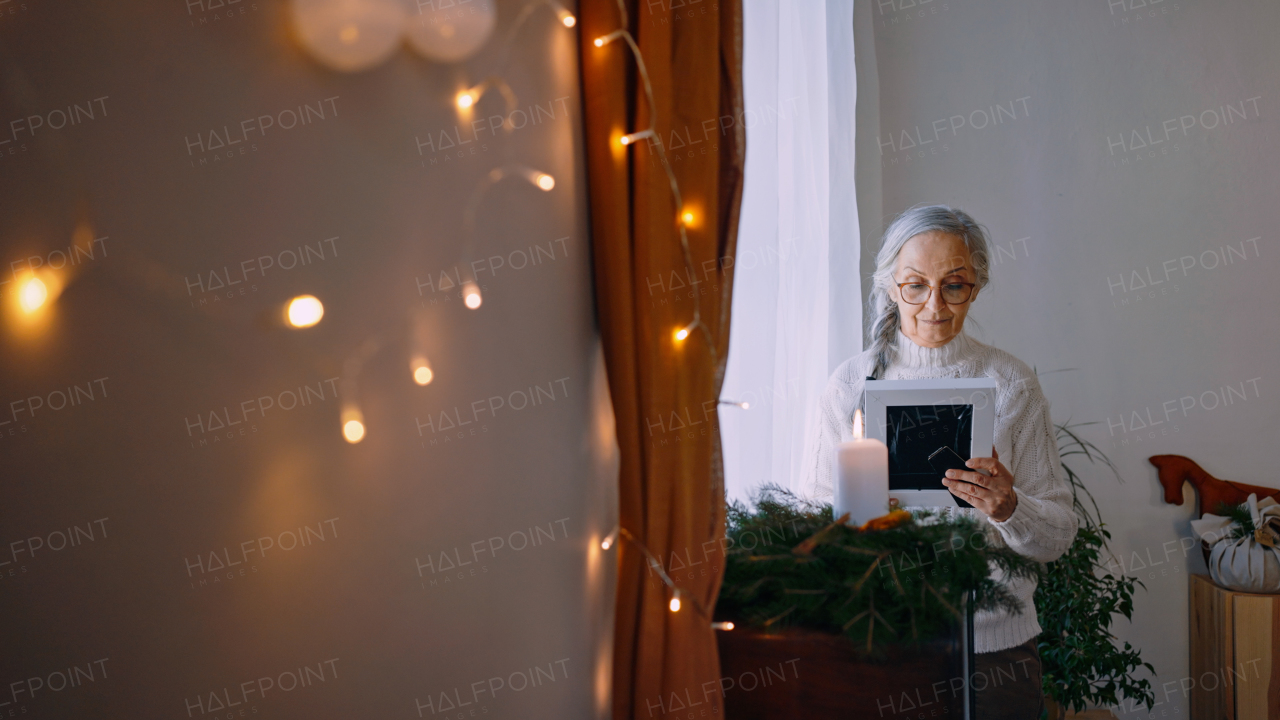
1189, 574, 1280, 719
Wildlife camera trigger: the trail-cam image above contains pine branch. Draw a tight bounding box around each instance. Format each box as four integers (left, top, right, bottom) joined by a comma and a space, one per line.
716, 484, 1040, 654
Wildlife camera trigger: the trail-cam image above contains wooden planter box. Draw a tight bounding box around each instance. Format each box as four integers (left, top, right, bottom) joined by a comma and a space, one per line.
715, 627, 965, 720
1190, 574, 1280, 719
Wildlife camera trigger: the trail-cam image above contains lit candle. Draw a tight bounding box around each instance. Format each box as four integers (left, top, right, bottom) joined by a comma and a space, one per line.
833, 409, 889, 527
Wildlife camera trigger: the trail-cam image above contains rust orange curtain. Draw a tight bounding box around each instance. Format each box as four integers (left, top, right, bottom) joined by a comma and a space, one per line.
578, 0, 745, 718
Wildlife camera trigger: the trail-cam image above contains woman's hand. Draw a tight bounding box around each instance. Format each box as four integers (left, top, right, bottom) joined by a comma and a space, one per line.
942, 447, 1018, 522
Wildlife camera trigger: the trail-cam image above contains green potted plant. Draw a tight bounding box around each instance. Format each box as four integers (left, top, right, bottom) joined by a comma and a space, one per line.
1035, 423, 1155, 719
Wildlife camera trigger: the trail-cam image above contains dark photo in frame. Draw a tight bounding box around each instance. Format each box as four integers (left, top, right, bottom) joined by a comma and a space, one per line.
884, 404, 973, 490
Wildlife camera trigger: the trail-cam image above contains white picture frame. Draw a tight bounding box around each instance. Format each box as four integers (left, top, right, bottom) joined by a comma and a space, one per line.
862, 378, 999, 509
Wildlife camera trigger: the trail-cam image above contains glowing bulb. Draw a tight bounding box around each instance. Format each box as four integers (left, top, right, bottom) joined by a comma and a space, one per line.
739, 402, 750, 410
518, 167, 556, 190
463, 282, 482, 309
712, 621, 735, 631
286, 295, 324, 328
560, 12, 576, 27
456, 91, 476, 109
669, 595, 682, 613
343, 419, 365, 443
619, 130, 653, 147
341, 406, 365, 443
681, 211, 694, 226
674, 324, 692, 342
600, 537, 612, 550
413, 365, 434, 385
593, 37, 605, 47
18, 277, 48, 313
853, 408, 864, 440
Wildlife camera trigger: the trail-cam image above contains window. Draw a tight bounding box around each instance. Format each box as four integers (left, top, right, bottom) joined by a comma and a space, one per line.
720, 1, 860, 504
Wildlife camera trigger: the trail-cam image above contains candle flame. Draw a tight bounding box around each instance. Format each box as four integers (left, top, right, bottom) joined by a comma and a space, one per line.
853, 408, 864, 440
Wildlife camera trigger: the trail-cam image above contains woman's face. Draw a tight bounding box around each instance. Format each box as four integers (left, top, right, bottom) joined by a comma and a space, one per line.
891, 230, 979, 348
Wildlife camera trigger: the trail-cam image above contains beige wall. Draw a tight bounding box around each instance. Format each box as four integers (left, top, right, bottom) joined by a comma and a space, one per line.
0, 1, 617, 717
855, 0, 1278, 714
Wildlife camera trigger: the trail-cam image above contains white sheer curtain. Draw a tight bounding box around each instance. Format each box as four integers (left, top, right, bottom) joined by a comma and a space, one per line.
720, 0, 860, 504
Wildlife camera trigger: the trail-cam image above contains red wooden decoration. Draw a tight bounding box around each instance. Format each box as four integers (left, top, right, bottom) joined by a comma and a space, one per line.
1149, 454, 1280, 517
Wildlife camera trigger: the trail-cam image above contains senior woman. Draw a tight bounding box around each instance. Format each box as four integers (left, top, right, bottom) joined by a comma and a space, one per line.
804, 205, 1077, 719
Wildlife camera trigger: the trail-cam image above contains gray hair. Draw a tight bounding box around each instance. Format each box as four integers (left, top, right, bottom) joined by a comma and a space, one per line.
867, 205, 992, 379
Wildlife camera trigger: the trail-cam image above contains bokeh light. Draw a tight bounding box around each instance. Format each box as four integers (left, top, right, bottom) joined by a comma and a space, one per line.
413, 365, 434, 385
343, 419, 365, 443
18, 277, 48, 314
286, 295, 324, 328
463, 282, 482, 310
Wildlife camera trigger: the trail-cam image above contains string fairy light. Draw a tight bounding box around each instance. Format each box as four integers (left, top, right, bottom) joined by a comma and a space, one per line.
590, 0, 742, 634
618, 129, 654, 146
603, 526, 719, 624
455, 164, 557, 311
142, 0, 576, 444
454, 76, 519, 125
410, 310, 436, 386
337, 339, 380, 443
496, 0, 578, 49
718, 399, 749, 409
438, 0, 581, 124
448, 1, 573, 315
448, 0, 580, 141
286, 3, 729, 453
600, 527, 620, 550
515, 0, 577, 31
490, 0, 577, 71
463, 165, 558, 237
592, 2, 720, 361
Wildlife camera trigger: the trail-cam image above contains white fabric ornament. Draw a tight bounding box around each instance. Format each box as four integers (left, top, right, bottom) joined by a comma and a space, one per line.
405, 0, 496, 62
1191, 493, 1280, 594
292, 0, 406, 72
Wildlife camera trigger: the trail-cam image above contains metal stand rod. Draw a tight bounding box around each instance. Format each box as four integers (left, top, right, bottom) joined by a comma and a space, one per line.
966, 590, 977, 720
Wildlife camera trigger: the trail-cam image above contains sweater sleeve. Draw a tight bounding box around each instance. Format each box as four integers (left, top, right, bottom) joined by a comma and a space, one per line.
802, 361, 864, 501
987, 368, 1079, 563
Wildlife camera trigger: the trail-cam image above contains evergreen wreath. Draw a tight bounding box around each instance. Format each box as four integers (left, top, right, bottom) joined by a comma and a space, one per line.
716, 485, 1042, 654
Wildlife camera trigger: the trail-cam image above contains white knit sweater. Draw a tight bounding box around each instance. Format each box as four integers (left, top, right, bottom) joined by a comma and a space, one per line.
804, 330, 1078, 653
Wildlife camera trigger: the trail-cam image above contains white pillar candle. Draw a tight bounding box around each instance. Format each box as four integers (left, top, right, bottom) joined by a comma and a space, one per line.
833, 409, 889, 527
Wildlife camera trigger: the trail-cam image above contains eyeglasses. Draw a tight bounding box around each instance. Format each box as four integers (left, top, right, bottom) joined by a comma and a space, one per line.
896, 281, 976, 305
